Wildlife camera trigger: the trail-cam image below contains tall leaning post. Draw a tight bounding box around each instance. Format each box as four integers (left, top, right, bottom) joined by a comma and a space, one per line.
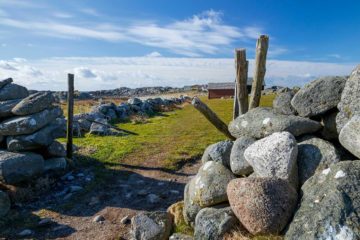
235, 48, 249, 116
249, 35, 269, 109
66, 73, 74, 160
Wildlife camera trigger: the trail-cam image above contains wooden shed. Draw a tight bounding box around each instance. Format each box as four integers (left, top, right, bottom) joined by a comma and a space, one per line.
207, 78, 264, 99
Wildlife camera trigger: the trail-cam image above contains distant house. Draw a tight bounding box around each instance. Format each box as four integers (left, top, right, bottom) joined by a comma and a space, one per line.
207, 78, 265, 99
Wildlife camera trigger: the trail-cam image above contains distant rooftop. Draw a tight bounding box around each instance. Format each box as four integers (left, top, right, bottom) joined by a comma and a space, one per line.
208, 78, 265, 90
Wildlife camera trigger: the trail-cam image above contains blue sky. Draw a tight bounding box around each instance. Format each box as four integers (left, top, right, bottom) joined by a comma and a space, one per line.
0, 0, 358, 90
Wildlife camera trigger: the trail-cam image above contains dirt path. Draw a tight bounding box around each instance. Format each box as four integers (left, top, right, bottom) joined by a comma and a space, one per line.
7, 158, 201, 240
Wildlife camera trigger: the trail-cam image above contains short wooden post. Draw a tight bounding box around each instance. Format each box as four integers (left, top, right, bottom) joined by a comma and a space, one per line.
235, 48, 249, 116
192, 97, 236, 140
249, 35, 269, 109
66, 74, 74, 159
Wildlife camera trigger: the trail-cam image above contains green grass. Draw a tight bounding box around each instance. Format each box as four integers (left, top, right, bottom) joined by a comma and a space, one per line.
71, 95, 275, 171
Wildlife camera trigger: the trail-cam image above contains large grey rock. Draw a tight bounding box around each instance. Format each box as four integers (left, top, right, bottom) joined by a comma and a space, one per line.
0, 83, 29, 101
285, 161, 360, 240
229, 136, 255, 176
273, 91, 296, 115
228, 178, 298, 235
320, 110, 339, 140
339, 116, 360, 159
0, 99, 22, 118
191, 161, 235, 207
201, 140, 233, 168
0, 151, 44, 184
0, 190, 10, 217
336, 65, 360, 132
0, 78, 13, 89
228, 107, 321, 139
0, 107, 62, 136
194, 205, 239, 240
183, 179, 202, 227
131, 211, 172, 240
244, 131, 298, 188
291, 76, 347, 117
12, 92, 55, 115
44, 157, 67, 172
6, 118, 66, 151
297, 135, 341, 186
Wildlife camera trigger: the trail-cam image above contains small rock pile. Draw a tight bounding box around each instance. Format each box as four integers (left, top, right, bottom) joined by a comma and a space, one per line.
131, 65, 360, 239
74, 96, 191, 136
0, 78, 67, 218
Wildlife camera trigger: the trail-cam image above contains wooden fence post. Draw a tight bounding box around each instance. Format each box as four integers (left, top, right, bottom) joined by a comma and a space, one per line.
235, 48, 249, 116
192, 97, 236, 140
66, 73, 74, 159
249, 35, 269, 109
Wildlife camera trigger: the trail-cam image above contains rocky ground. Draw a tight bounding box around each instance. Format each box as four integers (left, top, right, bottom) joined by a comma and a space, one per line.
2, 154, 201, 239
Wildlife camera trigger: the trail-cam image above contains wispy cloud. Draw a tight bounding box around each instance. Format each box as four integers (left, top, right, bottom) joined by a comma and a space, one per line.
0, 9, 274, 57
53, 12, 73, 19
80, 8, 101, 17
327, 53, 342, 59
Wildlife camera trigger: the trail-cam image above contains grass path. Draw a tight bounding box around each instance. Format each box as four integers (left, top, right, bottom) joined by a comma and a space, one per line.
73, 95, 275, 172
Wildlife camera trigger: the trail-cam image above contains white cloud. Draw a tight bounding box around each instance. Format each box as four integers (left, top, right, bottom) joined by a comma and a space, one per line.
0, 10, 278, 57
146, 51, 162, 57
0, 57, 355, 91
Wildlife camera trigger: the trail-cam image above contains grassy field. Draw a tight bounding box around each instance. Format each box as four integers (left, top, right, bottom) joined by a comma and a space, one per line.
70, 95, 275, 172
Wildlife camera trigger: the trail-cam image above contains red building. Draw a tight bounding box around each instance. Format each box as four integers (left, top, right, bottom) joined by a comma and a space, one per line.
207, 79, 264, 99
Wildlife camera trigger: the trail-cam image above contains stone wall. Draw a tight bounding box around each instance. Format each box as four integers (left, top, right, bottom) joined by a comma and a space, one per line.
131, 67, 360, 239
0, 78, 67, 217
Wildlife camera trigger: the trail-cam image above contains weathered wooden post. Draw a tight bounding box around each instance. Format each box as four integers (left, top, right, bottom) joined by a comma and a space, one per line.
192, 97, 236, 140
66, 73, 74, 159
249, 35, 269, 109
235, 48, 249, 117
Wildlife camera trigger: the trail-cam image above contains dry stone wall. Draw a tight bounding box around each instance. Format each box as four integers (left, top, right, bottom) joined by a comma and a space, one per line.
131, 66, 360, 239
0, 78, 67, 217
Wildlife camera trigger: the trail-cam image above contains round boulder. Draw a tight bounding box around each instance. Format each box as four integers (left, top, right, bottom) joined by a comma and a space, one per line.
229, 136, 255, 176
291, 76, 347, 117
227, 178, 298, 235
192, 161, 235, 207
244, 131, 298, 188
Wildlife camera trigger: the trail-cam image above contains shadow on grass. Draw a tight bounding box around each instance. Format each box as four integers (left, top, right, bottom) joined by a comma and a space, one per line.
0, 153, 186, 239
